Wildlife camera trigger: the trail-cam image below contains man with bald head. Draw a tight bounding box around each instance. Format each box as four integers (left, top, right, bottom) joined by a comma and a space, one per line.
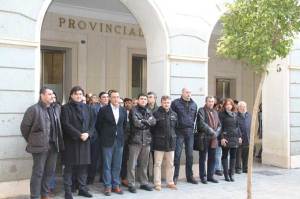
171, 88, 198, 184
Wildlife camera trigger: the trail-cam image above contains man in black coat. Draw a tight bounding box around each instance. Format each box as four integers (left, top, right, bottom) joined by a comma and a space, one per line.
120, 98, 133, 186
61, 86, 94, 199
152, 96, 178, 191
95, 90, 127, 196
21, 87, 64, 199
127, 93, 156, 193
196, 96, 221, 184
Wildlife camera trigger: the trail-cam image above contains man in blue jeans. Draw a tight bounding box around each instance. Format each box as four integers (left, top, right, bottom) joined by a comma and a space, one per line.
96, 90, 127, 196
171, 88, 198, 184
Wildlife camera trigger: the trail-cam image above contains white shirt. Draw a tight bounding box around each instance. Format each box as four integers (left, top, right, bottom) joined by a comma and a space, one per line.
110, 104, 119, 124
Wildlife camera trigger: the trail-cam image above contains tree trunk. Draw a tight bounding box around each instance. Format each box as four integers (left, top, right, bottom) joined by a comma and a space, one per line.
247, 72, 266, 199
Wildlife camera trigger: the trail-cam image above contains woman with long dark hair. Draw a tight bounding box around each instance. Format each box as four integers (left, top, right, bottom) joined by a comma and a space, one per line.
219, 98, 242, 182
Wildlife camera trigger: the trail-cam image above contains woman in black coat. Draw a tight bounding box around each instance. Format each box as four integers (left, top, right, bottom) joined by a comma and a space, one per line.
61, 86, 94, 199
219, 98, 242, 182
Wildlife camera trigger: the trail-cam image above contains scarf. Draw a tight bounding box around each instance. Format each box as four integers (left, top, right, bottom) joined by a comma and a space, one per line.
47, 105, 59, 146
70, 100, 89, 131
205, 106, 219, 130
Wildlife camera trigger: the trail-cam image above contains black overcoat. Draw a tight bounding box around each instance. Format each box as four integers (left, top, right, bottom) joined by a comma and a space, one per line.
61, 101, 94, 165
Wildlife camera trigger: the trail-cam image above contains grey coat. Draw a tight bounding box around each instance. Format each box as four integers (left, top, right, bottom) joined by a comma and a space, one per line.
20, 101, 64, 153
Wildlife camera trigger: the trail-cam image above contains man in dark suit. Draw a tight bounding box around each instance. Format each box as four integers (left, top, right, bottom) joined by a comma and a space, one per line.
96, 90, 127, 196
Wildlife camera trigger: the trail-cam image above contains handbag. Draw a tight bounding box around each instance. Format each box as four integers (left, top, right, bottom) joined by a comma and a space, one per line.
193, 128, 205, 151
193, 129, 201, 151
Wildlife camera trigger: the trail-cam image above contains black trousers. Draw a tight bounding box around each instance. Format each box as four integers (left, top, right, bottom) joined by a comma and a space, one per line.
120, 142, 129, 180
87, 137, 101, 182
236, 145, 249, 172
199, 147, 216, 180
64, 164, 88, 194
221, 147, 237, 160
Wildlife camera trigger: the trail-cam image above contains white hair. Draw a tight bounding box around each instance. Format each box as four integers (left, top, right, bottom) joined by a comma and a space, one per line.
238, 101, 247, 107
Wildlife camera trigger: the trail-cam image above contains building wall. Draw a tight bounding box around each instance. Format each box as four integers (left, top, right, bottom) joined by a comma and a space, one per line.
0, 3, 48, 196
41, 12, 146, 99
208, 33, 260, 112
289, 39, 300, 168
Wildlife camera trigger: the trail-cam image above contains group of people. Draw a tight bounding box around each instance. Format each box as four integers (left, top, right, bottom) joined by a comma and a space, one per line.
21, 86, 252, 199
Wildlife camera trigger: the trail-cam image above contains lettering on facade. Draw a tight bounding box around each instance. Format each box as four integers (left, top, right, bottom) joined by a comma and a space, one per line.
58, 17, 144, 38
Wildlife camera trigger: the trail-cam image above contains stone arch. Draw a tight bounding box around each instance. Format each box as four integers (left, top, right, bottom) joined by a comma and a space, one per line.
204, 1, 291, 168
35, 0, 170, 98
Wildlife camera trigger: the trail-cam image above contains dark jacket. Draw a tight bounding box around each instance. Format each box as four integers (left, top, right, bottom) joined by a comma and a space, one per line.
61, 101, 94, 165
195, 107, 221, 151
219, 111, 241, 148
96, 104, 127, 147
171, 97, 197, 132
152, 107, 178, 151
129, 105, 156, 145
20, 101, 64, 153
237, 112, 251, 145
90, 103, 101, 141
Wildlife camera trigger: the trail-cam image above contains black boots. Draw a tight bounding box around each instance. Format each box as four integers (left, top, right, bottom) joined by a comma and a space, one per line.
222, 159, 230, 182
229, 158, 236, 182
65, 192, 73, 199
222, 158, 236, 182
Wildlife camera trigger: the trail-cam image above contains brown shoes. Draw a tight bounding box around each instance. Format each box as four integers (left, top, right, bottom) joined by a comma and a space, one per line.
154, 185, 162, 191
121, 179, 129, 187
112, 187, 124, 195
167, 184, 178, 190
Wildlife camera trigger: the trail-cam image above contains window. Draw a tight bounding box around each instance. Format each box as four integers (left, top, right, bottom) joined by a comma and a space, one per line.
216, 78, 236, 99
131, 55, 147, 98
41, 50, 65, 103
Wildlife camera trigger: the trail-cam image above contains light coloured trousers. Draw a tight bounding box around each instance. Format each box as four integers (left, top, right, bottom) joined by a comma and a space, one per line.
153, 150, 175, 186
127, 144, 150, 186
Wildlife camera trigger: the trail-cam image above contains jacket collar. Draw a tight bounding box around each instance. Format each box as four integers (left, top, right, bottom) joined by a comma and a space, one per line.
38, 100, 49, 109
158, 106, 171, 113
180, 97, 194, 104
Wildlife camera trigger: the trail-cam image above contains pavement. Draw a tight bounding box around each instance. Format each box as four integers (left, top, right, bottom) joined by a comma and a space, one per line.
11, 163, 300, 199
48, 164, 300, 199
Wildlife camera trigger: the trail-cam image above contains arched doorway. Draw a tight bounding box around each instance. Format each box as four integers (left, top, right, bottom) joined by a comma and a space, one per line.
206, 14, 291, 169
0, 0, 169, 197
36, 0, 169, 102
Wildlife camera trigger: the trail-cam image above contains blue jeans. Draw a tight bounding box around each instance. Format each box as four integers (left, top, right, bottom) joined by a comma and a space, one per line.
215, 146, 222, 171
102, 140, 123, 188
174, 130, 194, 180
49, 173, 56, 190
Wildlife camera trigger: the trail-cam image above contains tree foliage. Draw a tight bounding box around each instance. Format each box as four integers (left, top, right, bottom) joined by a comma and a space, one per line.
217, 0, 300, 73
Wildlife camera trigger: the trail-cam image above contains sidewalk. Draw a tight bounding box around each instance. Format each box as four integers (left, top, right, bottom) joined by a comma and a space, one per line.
10, 163, 300, 199
55, 165, 300, 199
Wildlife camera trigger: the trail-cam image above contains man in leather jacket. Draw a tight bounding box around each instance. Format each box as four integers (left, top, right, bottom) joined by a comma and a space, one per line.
127, 93, 156, 193
196, 96, 221, 184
